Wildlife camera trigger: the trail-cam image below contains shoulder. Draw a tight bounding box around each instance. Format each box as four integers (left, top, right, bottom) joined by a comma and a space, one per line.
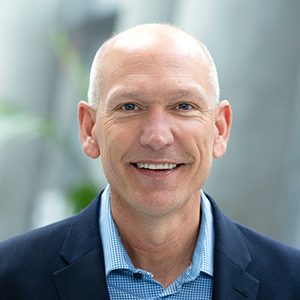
0, 190, 103, 264
0, 192, 105, 300
0, 216, 75, 299
235, 221, 300, 297
206, 193, 300, 297
234, 224, 300, 299
206, 192, 300, 264
0, 215, 74, 269
0, 215, 74, 252
236, 221, 300, 270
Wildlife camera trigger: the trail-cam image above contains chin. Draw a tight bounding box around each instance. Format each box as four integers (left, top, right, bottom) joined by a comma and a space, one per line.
133, 193, 191, 216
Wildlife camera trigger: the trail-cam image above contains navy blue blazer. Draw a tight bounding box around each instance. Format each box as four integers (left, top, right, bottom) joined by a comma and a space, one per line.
1, 192, 300, 299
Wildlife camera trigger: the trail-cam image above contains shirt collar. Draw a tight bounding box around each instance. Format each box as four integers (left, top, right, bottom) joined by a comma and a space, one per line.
99, 185, 214, 279
99, 185, 135, 274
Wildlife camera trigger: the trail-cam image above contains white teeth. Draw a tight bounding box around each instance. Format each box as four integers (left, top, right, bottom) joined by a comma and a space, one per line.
137, 163, 177, 170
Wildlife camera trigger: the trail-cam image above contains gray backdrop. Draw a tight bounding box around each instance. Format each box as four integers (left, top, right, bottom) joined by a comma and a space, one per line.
1, 0, 299, 248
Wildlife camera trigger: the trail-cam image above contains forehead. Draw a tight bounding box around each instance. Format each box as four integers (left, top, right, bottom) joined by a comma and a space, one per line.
98, 28, 213, 101
104, 28, 207, 67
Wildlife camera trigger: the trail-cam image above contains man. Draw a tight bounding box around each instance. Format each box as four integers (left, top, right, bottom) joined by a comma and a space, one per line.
0, 24, 299, 299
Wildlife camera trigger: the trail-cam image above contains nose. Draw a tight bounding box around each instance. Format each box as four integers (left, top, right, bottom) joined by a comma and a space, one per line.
140, 107, 175, 150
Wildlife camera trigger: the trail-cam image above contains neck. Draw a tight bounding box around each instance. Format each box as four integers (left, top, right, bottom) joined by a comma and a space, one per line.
110, 191, 201, 289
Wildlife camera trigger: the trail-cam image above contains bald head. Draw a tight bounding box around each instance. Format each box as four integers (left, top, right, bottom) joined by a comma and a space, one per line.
88, 24, 220, 109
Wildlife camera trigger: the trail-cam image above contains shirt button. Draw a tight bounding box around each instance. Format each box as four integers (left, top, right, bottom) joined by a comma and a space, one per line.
133, 273, 143, 279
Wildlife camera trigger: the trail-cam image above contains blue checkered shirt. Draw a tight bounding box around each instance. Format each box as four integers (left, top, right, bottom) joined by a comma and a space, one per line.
99, 185, 214, 299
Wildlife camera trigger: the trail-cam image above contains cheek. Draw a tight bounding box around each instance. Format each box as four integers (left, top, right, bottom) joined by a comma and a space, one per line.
98, 118, 138, 163
97, 116, 119, 149
180, 118, 215, 153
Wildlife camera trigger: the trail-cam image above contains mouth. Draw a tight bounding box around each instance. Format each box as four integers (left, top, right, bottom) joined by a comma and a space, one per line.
134, 163, 180, 170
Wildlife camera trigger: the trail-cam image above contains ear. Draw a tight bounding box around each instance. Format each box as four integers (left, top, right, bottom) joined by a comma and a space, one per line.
78, 101, 100, 159
213, 100, 232, 159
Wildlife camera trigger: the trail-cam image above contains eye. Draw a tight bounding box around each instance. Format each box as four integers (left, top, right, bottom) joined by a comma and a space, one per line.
121, 103, 138, 111
177, 103, 192, 110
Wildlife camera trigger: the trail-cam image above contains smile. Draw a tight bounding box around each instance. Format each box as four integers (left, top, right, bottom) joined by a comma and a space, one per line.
136, 163, 178, 170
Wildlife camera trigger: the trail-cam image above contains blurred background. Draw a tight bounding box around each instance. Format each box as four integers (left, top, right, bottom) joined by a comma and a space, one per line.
1, 0, 300, 248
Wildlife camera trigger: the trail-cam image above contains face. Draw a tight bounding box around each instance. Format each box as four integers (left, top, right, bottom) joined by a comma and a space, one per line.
80, 31, 230, 219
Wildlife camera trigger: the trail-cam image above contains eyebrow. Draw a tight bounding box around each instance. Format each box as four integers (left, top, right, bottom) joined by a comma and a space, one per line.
109, 91, 144, 102
166, 89, 196, 99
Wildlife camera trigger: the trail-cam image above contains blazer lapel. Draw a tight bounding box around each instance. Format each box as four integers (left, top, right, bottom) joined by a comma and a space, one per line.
52, 192, 110, 300
52, 191, 260, 300
207, 194, 260, 300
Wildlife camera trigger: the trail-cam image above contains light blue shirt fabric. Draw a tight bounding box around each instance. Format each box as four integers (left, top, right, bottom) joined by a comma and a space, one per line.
99, 185, 214, 299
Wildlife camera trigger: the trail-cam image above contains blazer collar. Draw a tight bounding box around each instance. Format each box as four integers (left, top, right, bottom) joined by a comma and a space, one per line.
52, 191, 260, 300
53, 191, 110, 300
206, 194, 260, 300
